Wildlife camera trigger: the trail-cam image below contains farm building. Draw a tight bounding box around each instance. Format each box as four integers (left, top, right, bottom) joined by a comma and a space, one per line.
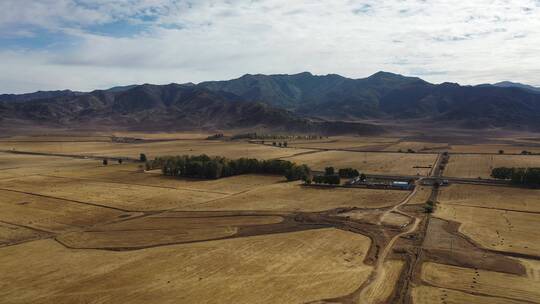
392, 181, 413, 190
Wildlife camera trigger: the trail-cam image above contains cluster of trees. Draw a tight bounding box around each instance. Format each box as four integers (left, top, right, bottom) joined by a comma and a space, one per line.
146, 154, 311, 181
338, 168, 360, 178
206, 133, 224, 140
491, 167, 540, 186
521, 150, 539, 155
311, 167, 341, 185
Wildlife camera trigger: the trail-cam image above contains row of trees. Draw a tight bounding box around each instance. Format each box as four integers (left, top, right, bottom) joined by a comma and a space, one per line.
146, 154, 311, 181
232, 132, 325, 140
491, 167, 540, 186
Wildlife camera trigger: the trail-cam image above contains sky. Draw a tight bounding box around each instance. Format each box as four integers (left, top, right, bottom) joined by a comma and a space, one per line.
1, 0, 540, 94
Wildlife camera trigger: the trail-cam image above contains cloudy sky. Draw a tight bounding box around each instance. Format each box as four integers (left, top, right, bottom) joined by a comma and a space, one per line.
1, 0, 540, 93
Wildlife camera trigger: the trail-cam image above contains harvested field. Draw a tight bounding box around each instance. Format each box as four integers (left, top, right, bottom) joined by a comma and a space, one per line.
0, 152, 99, 180
382, 141, 450, 153
57, 213, 285, 250
0, 189, 134, 233
0, 175, 227, 211
448, 144, 540, 154
435, 204, 540, 257
0, 229, 373, 304
420, 262, 540, 303
444, 154, 540, 178
438, 184, 540, 213
283, 151, 438, 176
407, 185, 433, 205
52, 169, 284, 195
412, 284, 525, 304
0, 221, 50, 246
4, 132, 540, 303
183, 182, 409, 212
2, 139, 313, 160
285, 136, 398, 150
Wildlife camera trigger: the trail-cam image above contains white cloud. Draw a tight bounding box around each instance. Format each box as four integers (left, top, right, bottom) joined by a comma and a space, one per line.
1, 0, 540, 93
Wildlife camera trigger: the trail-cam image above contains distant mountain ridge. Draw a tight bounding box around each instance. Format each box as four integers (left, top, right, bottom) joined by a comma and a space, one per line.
0, 83, 382, 134
2, 72, 540, 132
493, 81, 540, 94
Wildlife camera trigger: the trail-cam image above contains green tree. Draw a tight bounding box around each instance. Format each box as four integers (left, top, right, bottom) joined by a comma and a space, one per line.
325, 167, 335, 175
140, 153, 147, 162
491, 167, 514, 179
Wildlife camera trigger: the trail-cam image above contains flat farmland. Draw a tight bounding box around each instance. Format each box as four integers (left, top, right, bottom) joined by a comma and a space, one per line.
0, 189, 134, 233
285, 136, 398, 150
0, 152, 100, 180
0, 229, 373, 304
412, 284, 527, 304
444, 154, 540, 178
419, 262, 540, 303
184, 181, 408, 212
382, 141, 451, 152
2, 139, 313, 160
0, 221, 49, 247
282, 150, 438, 176
57, 213, 284, 250
49, 167, 284, 195
448, 144, 540, 154
438, 184, 540, 213
3, 132, 540, 303
0, 174, 227, 211
435, 203, 540, 257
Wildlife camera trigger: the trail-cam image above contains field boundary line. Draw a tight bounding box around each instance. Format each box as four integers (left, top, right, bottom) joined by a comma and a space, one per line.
0, 187, 133, 212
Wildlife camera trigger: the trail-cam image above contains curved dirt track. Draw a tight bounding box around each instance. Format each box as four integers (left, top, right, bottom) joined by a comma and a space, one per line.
357, 181, 422, 303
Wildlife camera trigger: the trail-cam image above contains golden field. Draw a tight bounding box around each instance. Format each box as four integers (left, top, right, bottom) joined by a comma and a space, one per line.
2, 132, 540, 303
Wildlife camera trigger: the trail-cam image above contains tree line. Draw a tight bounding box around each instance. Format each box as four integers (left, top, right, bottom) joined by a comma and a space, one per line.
491, 167, 540, 186
146, 154, 311, 181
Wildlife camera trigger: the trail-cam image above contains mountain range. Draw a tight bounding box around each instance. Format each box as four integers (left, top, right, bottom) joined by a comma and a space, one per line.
2, 72, 540, 134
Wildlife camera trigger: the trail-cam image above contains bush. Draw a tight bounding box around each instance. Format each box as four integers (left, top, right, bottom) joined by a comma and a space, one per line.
102, 159, 108, 165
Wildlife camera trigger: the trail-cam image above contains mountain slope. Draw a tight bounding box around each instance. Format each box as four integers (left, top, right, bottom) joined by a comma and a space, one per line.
3, 71, 540, 132
0, 84, 382, 134
200, 71, 426, 118
202, 72, 540, 129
